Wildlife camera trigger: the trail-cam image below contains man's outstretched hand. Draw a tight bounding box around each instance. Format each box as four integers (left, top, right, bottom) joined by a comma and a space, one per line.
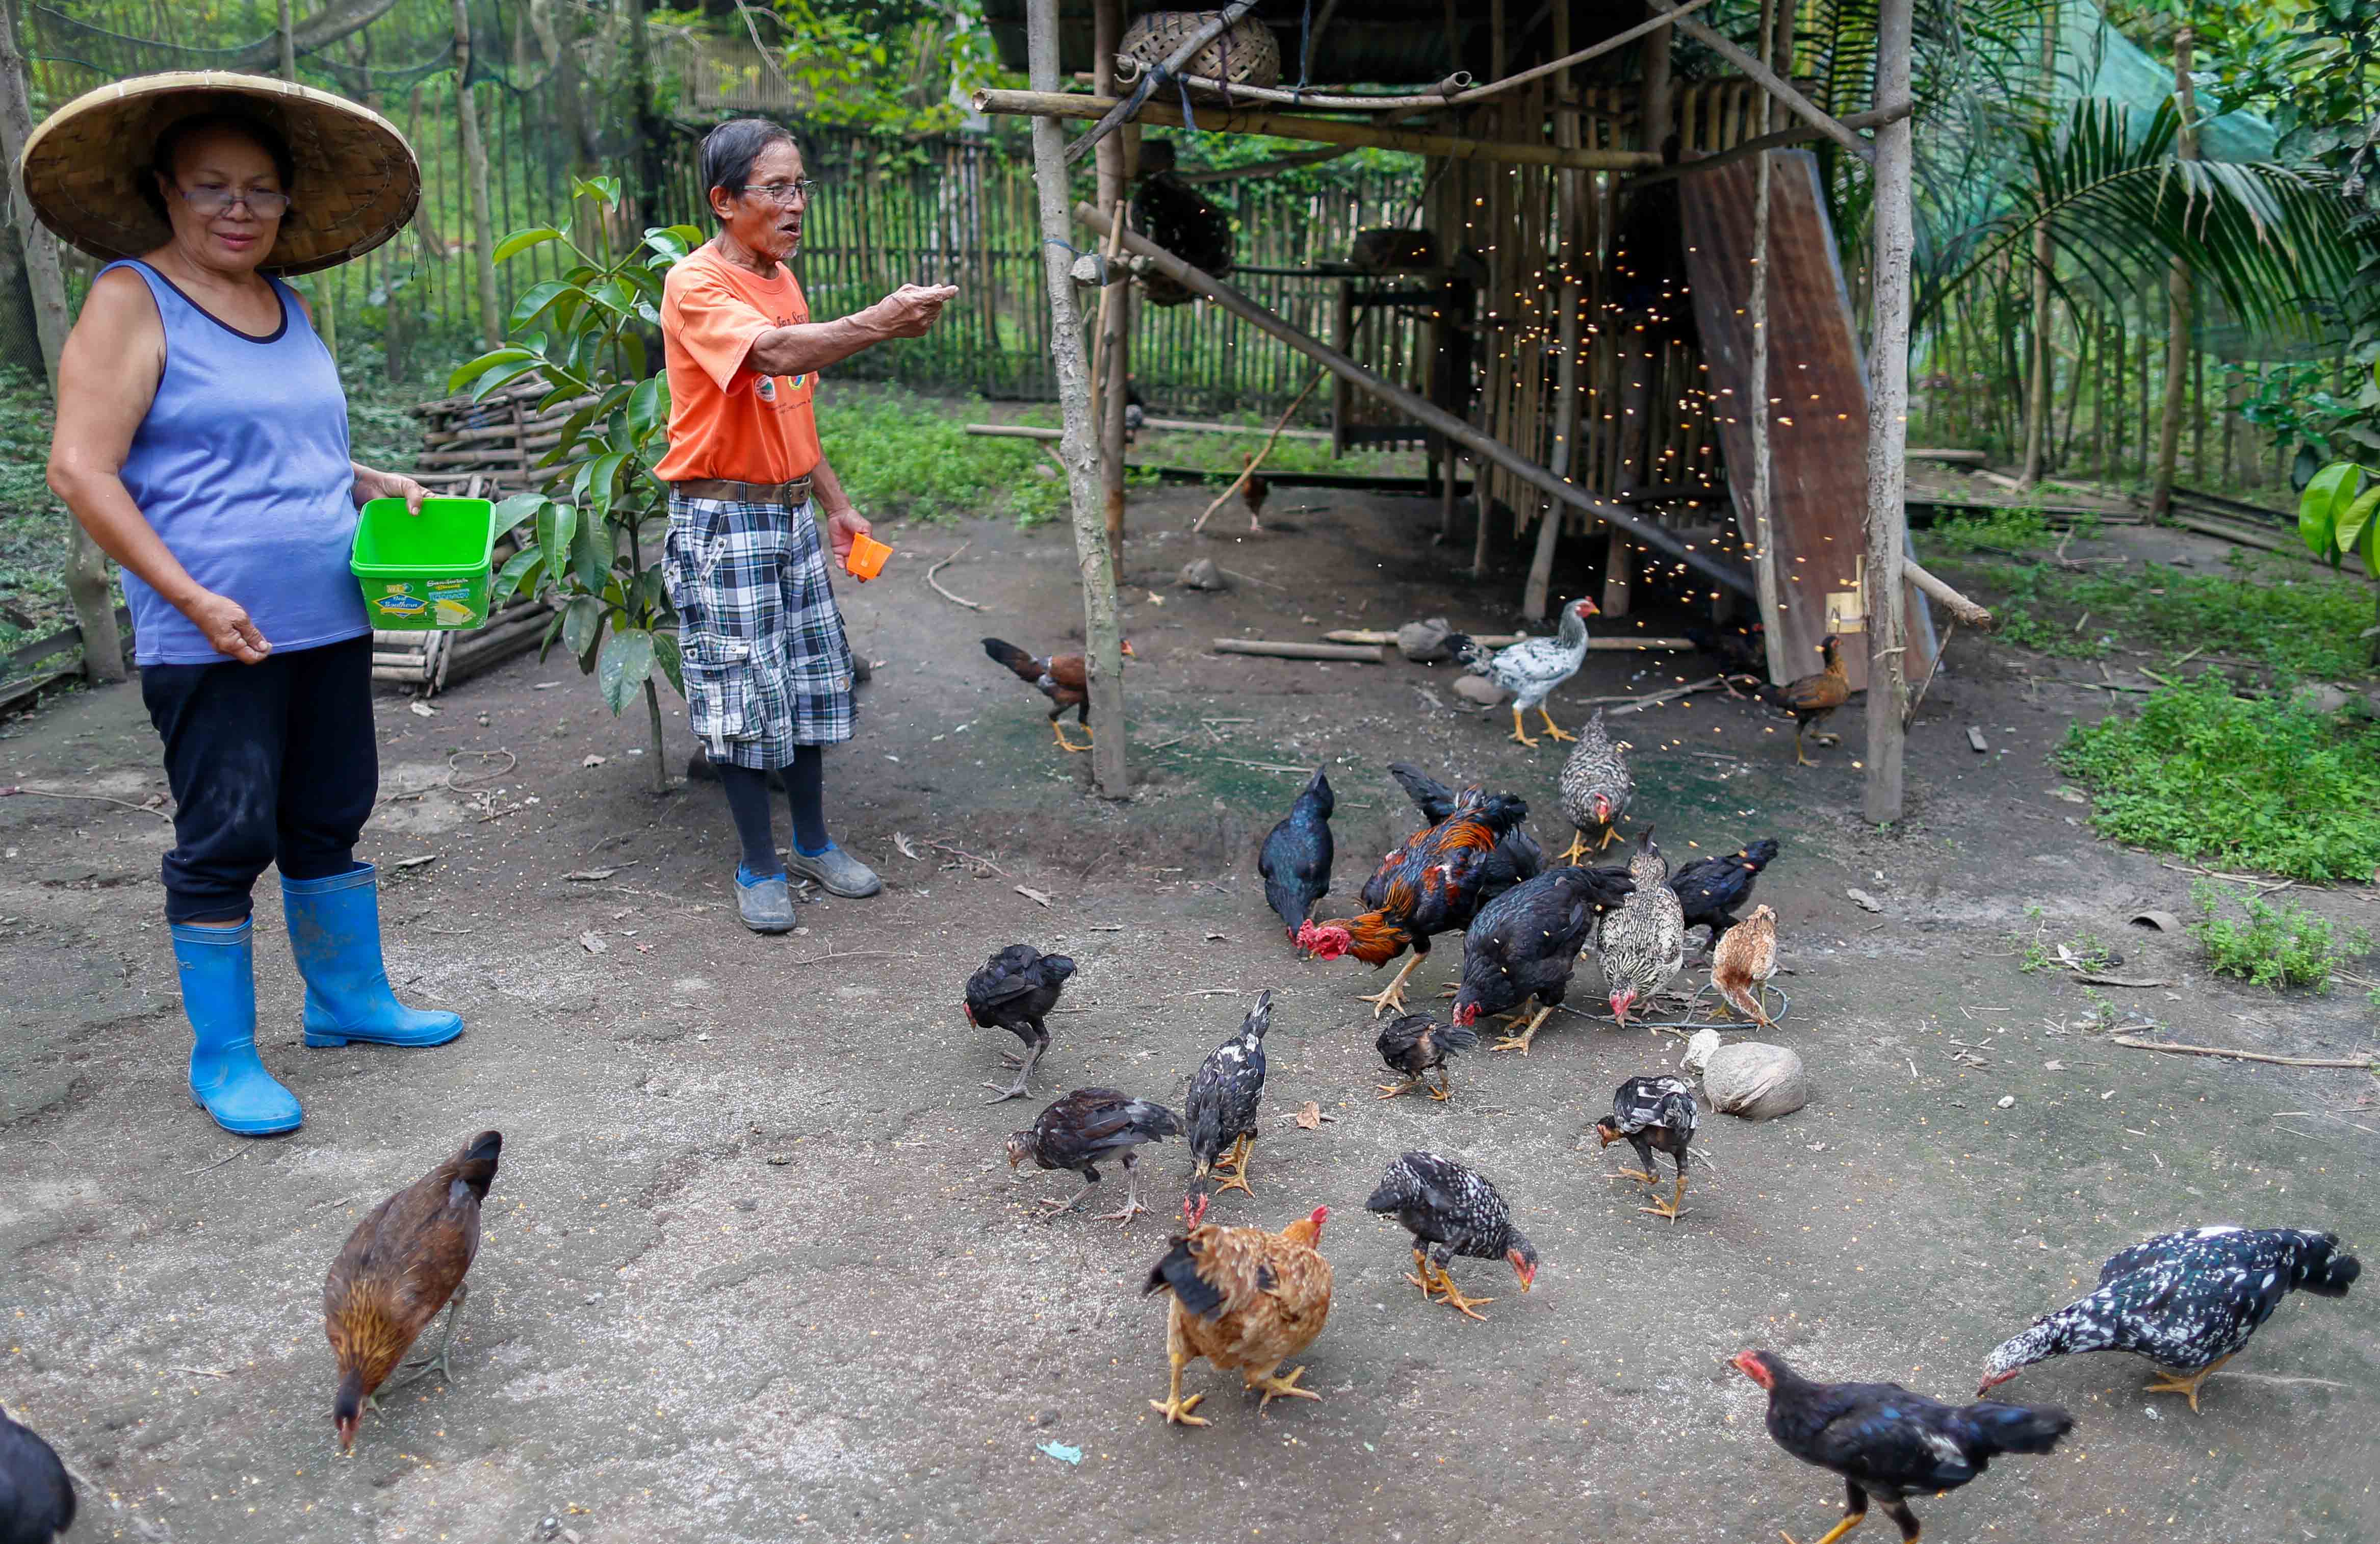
867, 284, 958, 339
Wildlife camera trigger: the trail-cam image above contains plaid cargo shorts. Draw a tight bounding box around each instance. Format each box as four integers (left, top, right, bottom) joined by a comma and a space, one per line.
663, 490, 855, 768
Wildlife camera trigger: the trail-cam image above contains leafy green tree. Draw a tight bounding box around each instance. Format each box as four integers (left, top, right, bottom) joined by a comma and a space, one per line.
448, 177, 703, 793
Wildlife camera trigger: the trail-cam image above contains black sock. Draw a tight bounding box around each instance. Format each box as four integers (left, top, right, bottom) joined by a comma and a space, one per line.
716, 764, 782, 876
787, 744, 830, 855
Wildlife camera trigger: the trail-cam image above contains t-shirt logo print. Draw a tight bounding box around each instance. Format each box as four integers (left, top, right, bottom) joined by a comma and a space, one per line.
756, 375, 777, 403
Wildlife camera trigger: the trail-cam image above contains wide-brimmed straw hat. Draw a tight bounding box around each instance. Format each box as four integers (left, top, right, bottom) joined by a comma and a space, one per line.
19, 71, 418, 277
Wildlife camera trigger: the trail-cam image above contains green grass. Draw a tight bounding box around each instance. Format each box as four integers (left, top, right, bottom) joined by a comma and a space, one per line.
2057, 677, 2380, 881
1922, 504, 2098, 555
2012, 904, 2116, 973
1986, 557, 2380, 679
2188, 880, 2370, 992
818, 387, 1069, 527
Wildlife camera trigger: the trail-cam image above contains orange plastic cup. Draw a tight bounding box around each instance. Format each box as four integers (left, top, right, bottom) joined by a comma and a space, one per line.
844, 532, 892, 581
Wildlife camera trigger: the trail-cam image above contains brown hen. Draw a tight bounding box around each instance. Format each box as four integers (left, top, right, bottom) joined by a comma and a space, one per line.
1760, 634, 1851, 766
1712, 904, 1778, 1027
1143, 1197, 1333, 1426
982, 636, 1135, 753
324, 1130, 501, 1452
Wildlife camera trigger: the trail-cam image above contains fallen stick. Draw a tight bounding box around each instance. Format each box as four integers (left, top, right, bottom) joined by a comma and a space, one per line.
1212, 638, 1385, 662
2111, 1035, 2378, 1071
1586, 675, 1726, 713
924, 542, 984, 611
0, 783, 171, 820
1194, 371, 1327, 533
1323, 629, 1696, 651
965, 418, 1334, 443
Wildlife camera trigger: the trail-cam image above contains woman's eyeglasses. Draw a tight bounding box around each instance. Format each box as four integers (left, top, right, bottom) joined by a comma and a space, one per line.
741, 179, 817, 207
177, 185, 292, 219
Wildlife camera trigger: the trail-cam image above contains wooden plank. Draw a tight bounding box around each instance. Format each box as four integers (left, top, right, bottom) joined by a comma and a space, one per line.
1212, 638, 1385, 662
1677, 150, 1934, 690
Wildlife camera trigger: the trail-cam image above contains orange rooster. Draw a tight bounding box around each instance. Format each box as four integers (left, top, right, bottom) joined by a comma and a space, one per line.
1143, 1197, 1333, 1426
1712, 904, 1778, 1027
1295, 788, 1525, 1017
324, 1130, 501, 1452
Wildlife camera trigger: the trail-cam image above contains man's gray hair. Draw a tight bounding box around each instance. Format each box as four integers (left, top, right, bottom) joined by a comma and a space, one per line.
701, 118, 797, 205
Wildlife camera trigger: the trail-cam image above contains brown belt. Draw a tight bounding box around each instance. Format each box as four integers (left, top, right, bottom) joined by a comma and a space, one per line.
670, 475, 814, 506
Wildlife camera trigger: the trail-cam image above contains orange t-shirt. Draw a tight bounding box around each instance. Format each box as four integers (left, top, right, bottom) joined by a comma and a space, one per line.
653, 242, 824, 484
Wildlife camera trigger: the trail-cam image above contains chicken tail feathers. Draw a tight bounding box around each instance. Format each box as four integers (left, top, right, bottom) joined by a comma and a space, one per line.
1437, 1022, 1482, 1052
1143, 1233, 1229, 1318
2290, 1231, 2361, 1296
982, 638, 1042, 682
1960, 1400, 2075, 1458
451, 1130, 502, 1201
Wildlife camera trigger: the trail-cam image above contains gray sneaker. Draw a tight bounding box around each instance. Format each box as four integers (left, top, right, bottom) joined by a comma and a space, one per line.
786, 843, 882, 898
735, 868, 797, 933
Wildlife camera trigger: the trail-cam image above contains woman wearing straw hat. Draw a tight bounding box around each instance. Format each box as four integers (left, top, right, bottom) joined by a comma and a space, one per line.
34, 74, 450, 1137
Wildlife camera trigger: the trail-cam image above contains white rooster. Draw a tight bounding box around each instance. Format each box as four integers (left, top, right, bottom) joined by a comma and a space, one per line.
1450, 598, 1598, 748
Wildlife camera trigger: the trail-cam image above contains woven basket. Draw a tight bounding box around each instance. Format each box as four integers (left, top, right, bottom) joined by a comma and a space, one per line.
1120, 11, 1281, 102
20, 71, 419, 277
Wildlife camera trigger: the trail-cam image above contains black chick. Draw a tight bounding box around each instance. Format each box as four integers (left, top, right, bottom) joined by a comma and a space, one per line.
1594, 1075, 1699, 1222
1669, 838, 1780, 948
1686, 621, 1767, 679
966, 944, 1076, 1103
0, 1405, 73, 1544
1382, 765, 1544, 906
1449, 863, 1635, 1055
1259, 767, 1335, 942
1185, 992, 1272, 1203
1364, 1150, 1538, 1321
1375, 1012, 1480, 1101
1734, 1350, 2072, 1544
1006, 1088, 1181, 1227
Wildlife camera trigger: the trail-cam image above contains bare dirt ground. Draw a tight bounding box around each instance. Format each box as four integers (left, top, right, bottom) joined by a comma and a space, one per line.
3, 484, 2375, 1543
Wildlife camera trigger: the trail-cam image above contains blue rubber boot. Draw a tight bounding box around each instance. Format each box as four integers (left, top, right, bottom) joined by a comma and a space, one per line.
173, 919, 303, 1136
283, 864, 464, 1049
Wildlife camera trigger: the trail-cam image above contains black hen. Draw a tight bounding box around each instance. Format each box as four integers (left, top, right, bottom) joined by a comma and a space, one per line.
1364, 1150, 1538, 1320
1594, 1075, 1699, 1222
1185, 992, 1273, 1203
966, 944, 1076, 1102
1669, 838, 1780, 947
0, 1406, 73, 1544
1375, 1012, 1481, 1101
1734, 1350, 2072, 1544
1385, 764, 1544, 904
1687, 621, 1767, 678
1979, 1226, 2359, 1410
1006, 1088, 1181, 1227
1259, 767, 1335, 942
1449, 863, 1634, 1055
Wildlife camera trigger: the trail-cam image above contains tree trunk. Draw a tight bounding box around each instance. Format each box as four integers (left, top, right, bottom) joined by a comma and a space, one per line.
451, 0, 501, 349
2150, 28, 2196, 516
0, 0, 123, 681
1093, 0, 1129, 585
1028, 0, 1129, 799
1523, 0, 1582, 623
277, 0, 297, 79
1862, 0, 1915, 824
2019, 3, 2057, 487
642, 677, 669, 793
1743, 0, 1783, 680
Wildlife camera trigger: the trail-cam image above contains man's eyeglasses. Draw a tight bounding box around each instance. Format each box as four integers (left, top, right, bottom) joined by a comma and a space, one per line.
741, 179, 817, 207
176, 185, 292, 219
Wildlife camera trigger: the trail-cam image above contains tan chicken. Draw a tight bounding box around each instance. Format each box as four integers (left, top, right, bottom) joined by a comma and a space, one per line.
1758, 634, 1852, 766
1712, 904, 1778, 1027
1142, 1197, 1333, 1426
324, 1130, 501, 1452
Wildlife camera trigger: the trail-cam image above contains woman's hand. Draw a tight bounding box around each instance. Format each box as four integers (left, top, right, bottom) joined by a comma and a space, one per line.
354, 465, 429, 514
825, 506, 871, 567
183, 588, 270, 664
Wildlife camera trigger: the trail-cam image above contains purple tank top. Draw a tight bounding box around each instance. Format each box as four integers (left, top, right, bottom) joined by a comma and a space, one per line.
106, 260, 366, 665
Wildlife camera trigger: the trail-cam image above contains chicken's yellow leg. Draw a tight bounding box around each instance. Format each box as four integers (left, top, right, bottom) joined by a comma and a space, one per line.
1792, 722, 1815, 767
1429, 1263, 1495, 1322
1780, 1512, 1868, 1544
2143, 1354, 2232, 1412
1209, 1132, 1256, 1198
1357, 952, 1424, 1018
1429, 1067, 1455, 1102
1149, 1341, 1209, 1426
1404, 1246, 1439, 1298
1537, 706, 1576, 743
1491, 1003, 1556, 1054
1559, 829, 1592, 864
1248, 1362, 1323, 1409
1640, 1170, 1689, 1223
1509, 706, 1540, 748
1052, 719, 1092, 754
1377, 1074, 1424, 1099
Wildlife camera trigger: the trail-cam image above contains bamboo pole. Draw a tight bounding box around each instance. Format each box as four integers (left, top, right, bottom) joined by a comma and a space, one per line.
2151, 27, 2197, 517
1648, 0, 1873, 161
1028, 0, 1129, 799
975, 89, 1661, 172
0, 0, 121, 681
1072, 201, 1754, 598
1862, 0, 1915, 823
277, 0, 297, 79
451, 0, 501, 348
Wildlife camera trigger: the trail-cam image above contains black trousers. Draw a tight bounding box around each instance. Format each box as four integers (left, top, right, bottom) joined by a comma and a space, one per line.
140, 635, 377, 924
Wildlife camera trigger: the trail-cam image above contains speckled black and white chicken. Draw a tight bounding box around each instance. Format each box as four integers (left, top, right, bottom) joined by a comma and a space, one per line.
1594, 1075, 1699, 1222
1374, 1012, 1481, 1101
1447, 598, 1598, 748
1557, 708, 1633, 860
1364, 1150, 1539, 1321
1978, 1225, 2360, 1411
1593, 827, 1687, 1030
1185, 992, 1273, 1202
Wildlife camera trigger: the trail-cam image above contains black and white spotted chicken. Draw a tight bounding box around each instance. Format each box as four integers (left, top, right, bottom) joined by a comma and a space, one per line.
1184, 992, 1273, 1202
1364, 1150, 1539, 1320
1595, 1075, 1700, 1222
1977, 1225, 2360, 1410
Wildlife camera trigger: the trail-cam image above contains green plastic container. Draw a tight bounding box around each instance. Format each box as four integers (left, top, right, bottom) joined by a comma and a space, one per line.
350, 496, 497, 631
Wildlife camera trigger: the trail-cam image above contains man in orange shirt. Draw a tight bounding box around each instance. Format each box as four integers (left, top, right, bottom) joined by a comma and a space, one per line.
660, 118, 955, 933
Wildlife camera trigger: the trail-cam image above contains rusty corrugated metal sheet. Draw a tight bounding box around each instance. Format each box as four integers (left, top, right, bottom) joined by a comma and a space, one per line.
1678, 149, 1933, 693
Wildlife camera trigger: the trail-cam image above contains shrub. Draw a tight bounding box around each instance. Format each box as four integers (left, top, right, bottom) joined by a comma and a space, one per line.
2188, 880, 2369, 992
